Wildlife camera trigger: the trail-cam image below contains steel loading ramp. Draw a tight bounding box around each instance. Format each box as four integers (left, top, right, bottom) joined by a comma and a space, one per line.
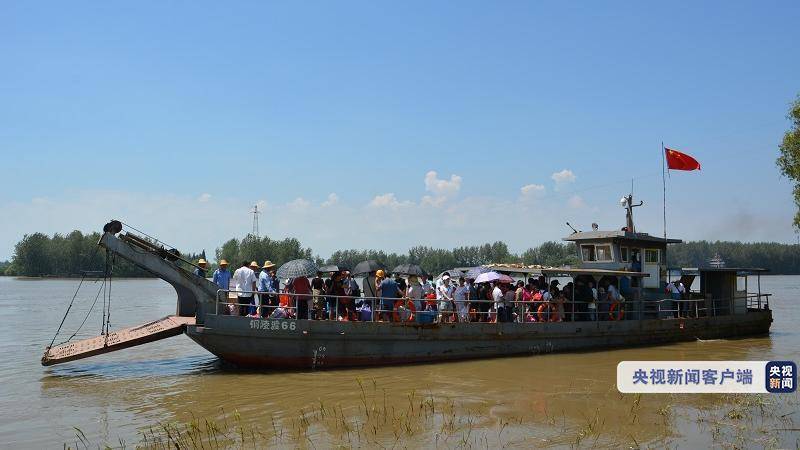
41, 315, 195, 366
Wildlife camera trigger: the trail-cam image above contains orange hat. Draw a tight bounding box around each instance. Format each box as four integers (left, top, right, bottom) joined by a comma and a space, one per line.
376, 269, 385, 278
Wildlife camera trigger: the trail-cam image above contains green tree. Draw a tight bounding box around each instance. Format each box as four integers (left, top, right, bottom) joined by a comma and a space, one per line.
777, 94, 800, 228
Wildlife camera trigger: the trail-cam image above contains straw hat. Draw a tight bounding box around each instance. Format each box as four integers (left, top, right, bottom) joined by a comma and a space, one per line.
219, 259, 229, 266
198, 258, 208, 266
262, 260, 276, 269
249, 261, 259, 269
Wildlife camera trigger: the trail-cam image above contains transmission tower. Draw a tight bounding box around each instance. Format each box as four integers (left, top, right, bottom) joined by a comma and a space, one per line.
251, 204, 260, 236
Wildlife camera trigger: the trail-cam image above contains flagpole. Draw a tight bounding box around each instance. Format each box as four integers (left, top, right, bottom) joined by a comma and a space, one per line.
661, 142, 668, 281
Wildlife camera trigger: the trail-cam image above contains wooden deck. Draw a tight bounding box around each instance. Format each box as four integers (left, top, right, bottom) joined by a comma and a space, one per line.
41, 315, 195, 366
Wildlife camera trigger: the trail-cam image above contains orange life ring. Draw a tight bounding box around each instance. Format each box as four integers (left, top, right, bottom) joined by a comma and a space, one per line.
609, 301, 624, 321
537, 303, 559, 322
279, 293, 291, 307
393, 299, 416, 322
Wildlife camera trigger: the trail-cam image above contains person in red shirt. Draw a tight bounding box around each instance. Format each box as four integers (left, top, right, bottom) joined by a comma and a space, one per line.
292, 276, 312, 319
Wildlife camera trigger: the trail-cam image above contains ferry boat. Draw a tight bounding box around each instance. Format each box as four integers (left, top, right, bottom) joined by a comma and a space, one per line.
41, 194, 773, 369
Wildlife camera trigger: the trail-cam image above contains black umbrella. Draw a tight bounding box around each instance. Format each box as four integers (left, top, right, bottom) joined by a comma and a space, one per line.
465, 266, 491, 280
319, 264, 349, 273
352, 260, 387, 276
445, 268, 467, 278
392, 264, 428, 277
276, 259, 319, 280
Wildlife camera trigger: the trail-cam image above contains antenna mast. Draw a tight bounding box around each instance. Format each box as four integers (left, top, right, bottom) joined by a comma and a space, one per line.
251, 204, 260, 236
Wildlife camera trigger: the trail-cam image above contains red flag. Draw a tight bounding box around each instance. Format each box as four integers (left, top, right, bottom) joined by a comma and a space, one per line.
665, 147, 701, 171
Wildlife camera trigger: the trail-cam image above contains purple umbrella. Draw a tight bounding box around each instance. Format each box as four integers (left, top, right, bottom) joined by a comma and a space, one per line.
474, 271, 501, 284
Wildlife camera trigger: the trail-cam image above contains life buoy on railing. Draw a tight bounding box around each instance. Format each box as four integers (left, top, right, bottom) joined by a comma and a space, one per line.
609, 301, 624, 321
393, 299, 416, 322
537, 303, 559, 322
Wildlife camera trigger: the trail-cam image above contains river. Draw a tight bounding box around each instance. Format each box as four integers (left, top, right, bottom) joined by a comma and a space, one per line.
0, 276, 797, 448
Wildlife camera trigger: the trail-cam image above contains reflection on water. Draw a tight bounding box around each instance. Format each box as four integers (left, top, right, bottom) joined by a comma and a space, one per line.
0, 276, 798, 448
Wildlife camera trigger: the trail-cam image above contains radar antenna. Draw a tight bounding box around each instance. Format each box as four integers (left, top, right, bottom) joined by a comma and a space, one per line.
620, 194, 643, 232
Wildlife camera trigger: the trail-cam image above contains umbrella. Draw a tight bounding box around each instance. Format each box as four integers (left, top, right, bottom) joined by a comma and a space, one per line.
352, 260, 387, 276
474, 271, 501, 284
465, 266, 491, 280
276, 259, 319, 280
319, 264, 349, 273
498, 274, 515, 284
392, 264, 428, 277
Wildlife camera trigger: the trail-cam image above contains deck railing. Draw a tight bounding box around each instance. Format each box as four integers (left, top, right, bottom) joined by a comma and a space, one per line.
212, 289, 771, 324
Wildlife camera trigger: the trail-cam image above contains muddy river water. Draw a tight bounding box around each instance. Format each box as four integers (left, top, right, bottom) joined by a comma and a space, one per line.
0, 276, 797, 448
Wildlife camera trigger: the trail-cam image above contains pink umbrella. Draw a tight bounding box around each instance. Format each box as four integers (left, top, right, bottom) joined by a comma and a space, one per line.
498, 274, 515, 284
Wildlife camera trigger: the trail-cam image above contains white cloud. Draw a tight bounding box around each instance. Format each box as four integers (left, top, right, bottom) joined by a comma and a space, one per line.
568, 195, 586, 209
286, 197, 310, 211
424, 171, 462, 196
551, 169, 576, 190
2, 170, 793, 263
197, 193, 212, 203
368, 193, 412, 209
322, 193, 339, 207
421, 195, 447, 208
520, 184, 545, 197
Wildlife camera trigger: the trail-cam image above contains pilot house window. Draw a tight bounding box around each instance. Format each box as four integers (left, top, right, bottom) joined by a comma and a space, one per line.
620, 247, 630, 262
581, 244, 613, 262
581, 245, 595, 262
595, 245, 613, 262
645, 249, 660, 264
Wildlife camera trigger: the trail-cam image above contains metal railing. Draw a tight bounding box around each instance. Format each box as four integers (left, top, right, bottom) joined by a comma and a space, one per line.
211, 289, 771, 324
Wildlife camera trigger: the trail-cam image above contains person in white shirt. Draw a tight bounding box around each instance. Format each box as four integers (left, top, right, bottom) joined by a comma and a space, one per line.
232, 261, 257, 316
437, 275, 455, 322
420, 274, 434, 297
492, 282, 505, 322
454, 277, 470, 322
588, 281, 598, 321
607, 282, 620, 301
406, 275, 423, 311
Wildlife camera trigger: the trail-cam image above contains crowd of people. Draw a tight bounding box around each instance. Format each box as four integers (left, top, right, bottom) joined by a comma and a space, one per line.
200, 259, 632, 323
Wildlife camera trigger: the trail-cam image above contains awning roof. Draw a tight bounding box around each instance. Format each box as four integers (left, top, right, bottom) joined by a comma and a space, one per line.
676, 267, 770, 275
563, 230, 682, 244
482, 263, 649, 278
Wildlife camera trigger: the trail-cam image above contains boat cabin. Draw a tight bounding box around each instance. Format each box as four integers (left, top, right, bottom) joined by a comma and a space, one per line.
563, 193, 681, 289
669, 267, 770, 316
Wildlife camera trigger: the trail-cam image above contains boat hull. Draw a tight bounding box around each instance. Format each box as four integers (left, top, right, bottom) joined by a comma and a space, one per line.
185, 311, 772, 369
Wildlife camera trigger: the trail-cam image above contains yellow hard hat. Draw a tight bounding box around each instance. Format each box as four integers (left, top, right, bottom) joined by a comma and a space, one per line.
249, 261, 259, 269
376, 269, 385, 278
219, 259, 229, 266
263, 260, 276, 269
198, 258, 208, 265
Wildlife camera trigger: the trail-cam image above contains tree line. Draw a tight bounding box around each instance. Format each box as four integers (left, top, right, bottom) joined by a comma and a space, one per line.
4, 231, 799, 277
4, 231, 203, 278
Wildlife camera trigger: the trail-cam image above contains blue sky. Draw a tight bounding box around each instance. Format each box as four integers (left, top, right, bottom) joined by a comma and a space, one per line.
1, 1, 799, 260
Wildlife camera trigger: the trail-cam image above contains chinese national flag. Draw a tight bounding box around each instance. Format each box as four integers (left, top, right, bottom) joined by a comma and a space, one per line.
665, 147, 701, 171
